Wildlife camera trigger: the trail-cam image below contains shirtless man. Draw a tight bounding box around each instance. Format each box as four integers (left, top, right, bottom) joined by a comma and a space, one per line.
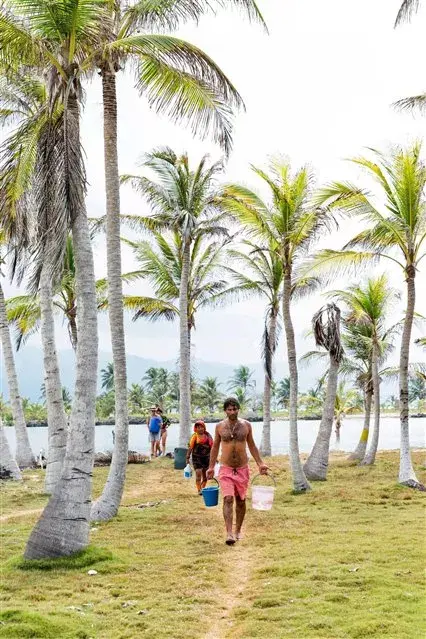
206, 397, 268, 545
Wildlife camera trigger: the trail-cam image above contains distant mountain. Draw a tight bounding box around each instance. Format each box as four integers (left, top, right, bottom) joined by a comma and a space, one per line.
5, 345, 398, 401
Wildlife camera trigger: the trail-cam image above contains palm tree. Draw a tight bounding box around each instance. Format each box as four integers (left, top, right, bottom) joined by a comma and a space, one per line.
309, 143, 426, 489
101, 363, 115, 393
128, 383, 145, 414
223, 241, 283, 455
276, 377, 291, 410
143, 367, 170, 408
395, 0, 421, 25
0, 255, 35, 469
122, 149, 235, 446
1, 0, 101, 557
303, 304, 343, 481
90, 0, 265, 522
330, 275, 398, 466
228, 365, 256, 395
333, 382, 361, 444
222, 159, 334, 492
197, 377, 222, 414
0, 421, 21, 480
117, 229, 234, 343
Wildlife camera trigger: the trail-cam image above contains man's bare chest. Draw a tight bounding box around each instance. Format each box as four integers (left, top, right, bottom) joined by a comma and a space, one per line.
220, 421, 248, 443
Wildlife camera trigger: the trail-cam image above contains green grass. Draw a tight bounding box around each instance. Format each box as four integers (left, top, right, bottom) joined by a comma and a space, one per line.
0, 451, 425, 638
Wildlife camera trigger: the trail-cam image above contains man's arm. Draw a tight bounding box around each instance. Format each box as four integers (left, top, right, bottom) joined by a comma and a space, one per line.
206, 424, 221, 479
246, 422, 269, 474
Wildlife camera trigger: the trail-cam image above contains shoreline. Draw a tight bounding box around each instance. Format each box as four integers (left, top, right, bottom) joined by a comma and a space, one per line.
9, 412, 426, 427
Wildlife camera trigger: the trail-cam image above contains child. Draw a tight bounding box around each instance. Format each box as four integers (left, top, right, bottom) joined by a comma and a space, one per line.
186, 420, 213, 495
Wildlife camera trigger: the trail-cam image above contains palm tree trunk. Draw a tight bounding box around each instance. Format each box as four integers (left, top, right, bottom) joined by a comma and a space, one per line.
24, 96, 99, 558
361, 341, 380, 466
0, 422, 21, 480
91, 69, 129, 521
0, 281, 35, 469
303, 354, 339, 480
348, 385, 372, 461
398, 270, 424, 489
260, 313, 277, 456
39, 261, 68, 494
179, 240, 191, 447
283, 273, 310, 492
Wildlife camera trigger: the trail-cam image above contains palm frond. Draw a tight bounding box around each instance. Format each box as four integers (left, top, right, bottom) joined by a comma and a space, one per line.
393, 93, 426, 114
122, 295, 178, 322
394, 0, 421, 25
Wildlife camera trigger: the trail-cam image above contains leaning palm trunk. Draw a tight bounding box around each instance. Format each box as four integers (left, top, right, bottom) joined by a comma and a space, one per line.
40, 261, 68, 494
260, 313, 277, 456
0, 281, 35, 469
283, 274, 310, 492
303, 304, 343, 480
178, 240, 192, 447
348, 385, 372, 461
361, 342, 380, 466
304, 356, 340, 480
0, 422, 21, 480
91, 69, 129, 521
25, 98, 99, 558
398, 271, 424, 489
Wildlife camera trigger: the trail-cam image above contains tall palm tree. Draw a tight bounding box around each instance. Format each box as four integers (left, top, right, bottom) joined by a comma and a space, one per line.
303, 304, 343, 480
276, 376, 291, 409
143, 367, 170, 407
0, 421, 21, 480
122, 149, 235, 445
223, 242, 283, 455
222, 159, 335, 492
1, 0, 101, 556
227, 365, 256, 395
89, 0, 265, 522
329, 275, 398, 466
0, 250, 35, 469
308, 143, 426, 489
197, 377, 222, 414
117, 228, 233, 340
101, 363, 115, 393
128, 383, 145, 414
333, 382, 361, 443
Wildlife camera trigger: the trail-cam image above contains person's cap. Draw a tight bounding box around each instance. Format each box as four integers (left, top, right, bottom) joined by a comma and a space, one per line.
150, 405, 157, 410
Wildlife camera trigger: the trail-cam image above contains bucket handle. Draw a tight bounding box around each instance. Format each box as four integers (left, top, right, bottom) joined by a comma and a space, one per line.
251, 471, 276, 486
204, 477, 219, 488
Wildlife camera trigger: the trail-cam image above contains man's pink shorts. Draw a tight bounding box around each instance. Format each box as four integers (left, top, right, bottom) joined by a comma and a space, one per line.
218, 465, 250, 500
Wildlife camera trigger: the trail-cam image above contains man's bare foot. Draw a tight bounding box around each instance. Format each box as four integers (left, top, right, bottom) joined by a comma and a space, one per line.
225, 534, 235, 546
235, 532, 243, 541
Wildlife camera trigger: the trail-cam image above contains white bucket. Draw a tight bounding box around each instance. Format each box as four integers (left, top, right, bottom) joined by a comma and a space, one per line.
252, 485, 275, 511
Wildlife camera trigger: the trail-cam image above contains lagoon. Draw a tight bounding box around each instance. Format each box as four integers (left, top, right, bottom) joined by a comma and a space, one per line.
4, 416, 425, 457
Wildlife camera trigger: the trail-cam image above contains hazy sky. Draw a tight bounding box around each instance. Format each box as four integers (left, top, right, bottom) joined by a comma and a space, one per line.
6, 0, 426, 370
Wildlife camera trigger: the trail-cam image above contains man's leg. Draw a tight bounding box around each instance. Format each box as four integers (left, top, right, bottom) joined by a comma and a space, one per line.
150, 437, 155, 458
235, 495, 246, 540
223, 496, 235, 545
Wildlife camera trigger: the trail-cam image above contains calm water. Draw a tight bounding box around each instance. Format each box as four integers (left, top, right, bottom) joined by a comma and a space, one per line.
4, 417, 425, 457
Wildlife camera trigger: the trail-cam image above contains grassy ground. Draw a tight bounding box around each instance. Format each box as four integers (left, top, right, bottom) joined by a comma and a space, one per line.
0, 451, 425, 639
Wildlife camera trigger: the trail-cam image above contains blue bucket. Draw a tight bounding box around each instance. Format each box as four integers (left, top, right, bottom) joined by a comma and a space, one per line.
202, 479, 219, 507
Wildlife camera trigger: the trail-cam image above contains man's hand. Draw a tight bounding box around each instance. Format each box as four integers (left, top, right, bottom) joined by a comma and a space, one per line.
206, 468, 214, 480
258, 463, 269, 475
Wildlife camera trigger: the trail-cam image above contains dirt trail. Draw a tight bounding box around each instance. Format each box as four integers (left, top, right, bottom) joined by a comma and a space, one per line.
0, 508, 43, 522
204, 515, 252, 639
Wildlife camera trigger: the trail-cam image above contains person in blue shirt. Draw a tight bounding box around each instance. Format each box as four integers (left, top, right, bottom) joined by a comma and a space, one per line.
147, 406, 162, 458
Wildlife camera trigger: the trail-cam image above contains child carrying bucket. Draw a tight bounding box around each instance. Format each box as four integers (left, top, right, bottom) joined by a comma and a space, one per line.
186, 420, 213, 495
